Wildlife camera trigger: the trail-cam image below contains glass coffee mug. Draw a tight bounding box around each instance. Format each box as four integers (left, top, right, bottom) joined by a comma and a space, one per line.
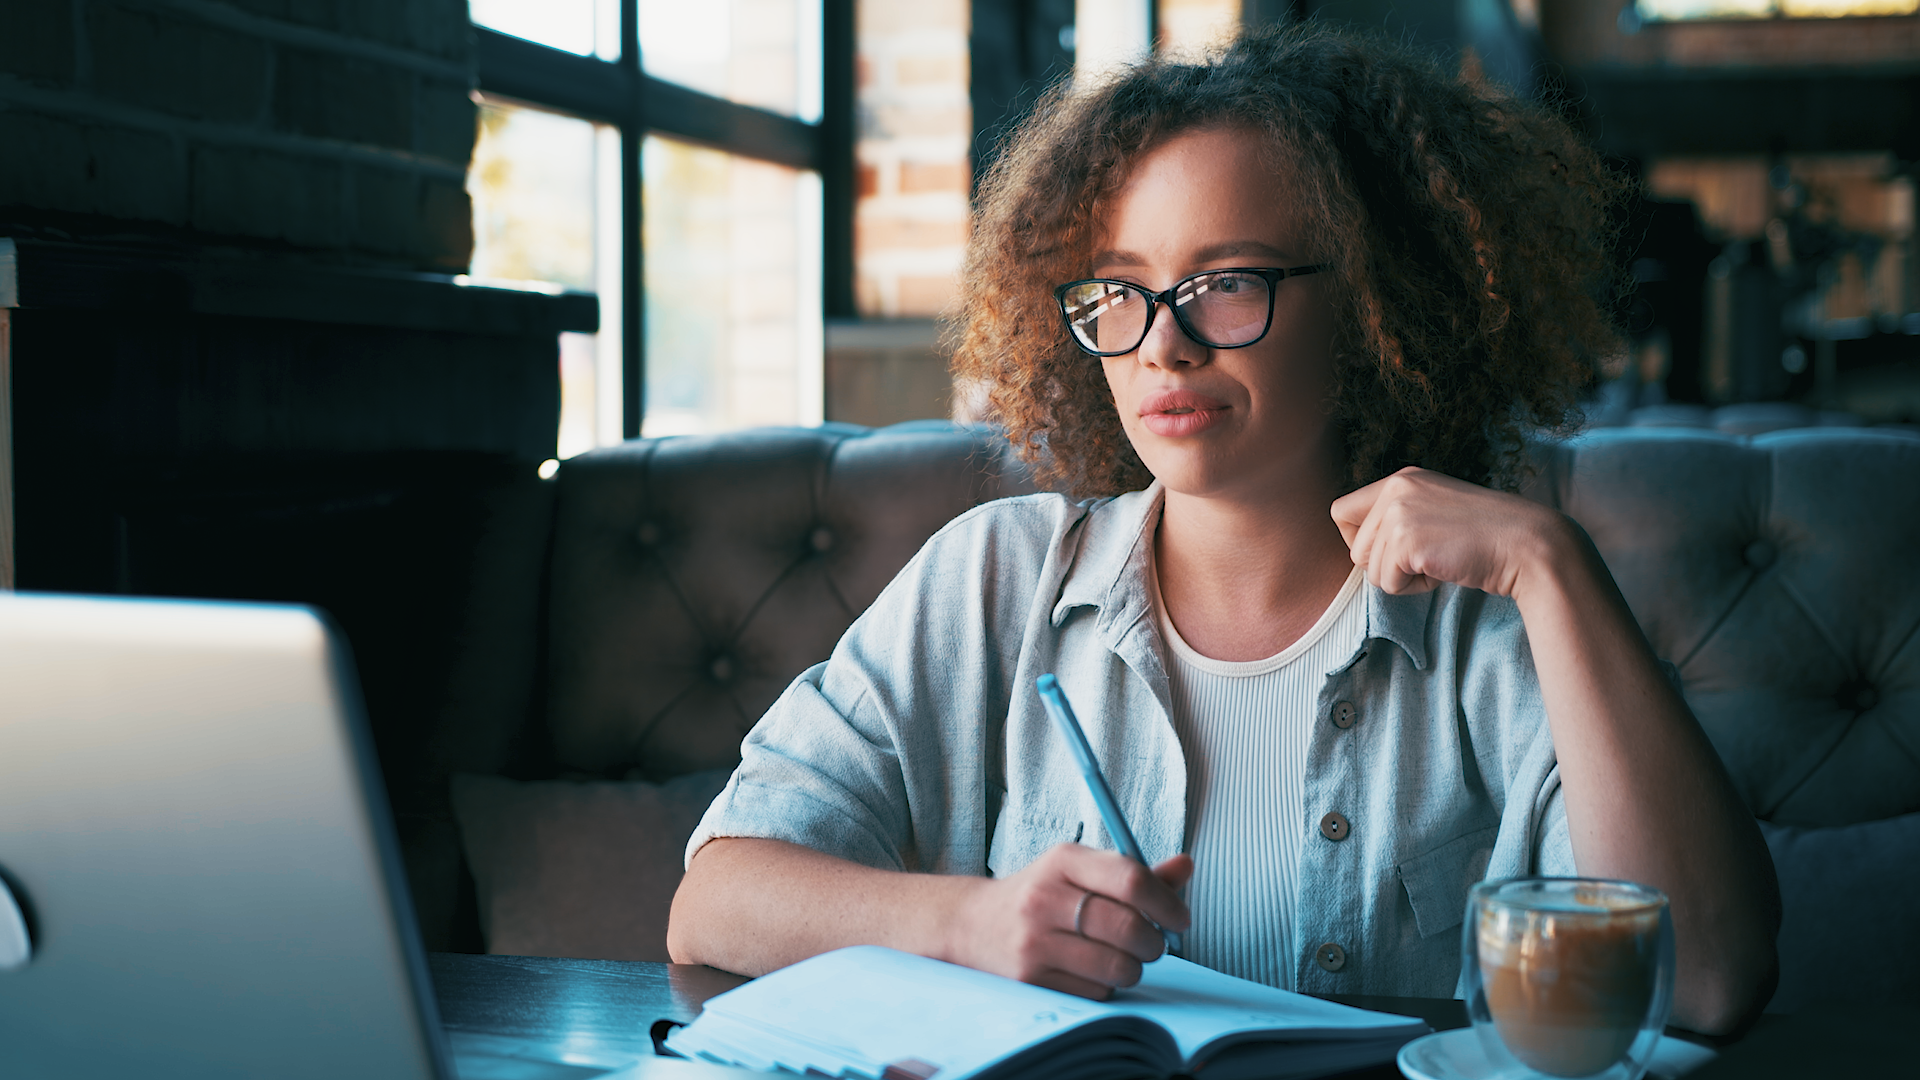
1463, 878, 1675, 1080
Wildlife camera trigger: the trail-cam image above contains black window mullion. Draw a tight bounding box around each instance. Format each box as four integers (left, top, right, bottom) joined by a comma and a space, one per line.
822, 0, 855, 319
638, 76, 819, 171
473, 28, 632, 125
474, 28, 823, 169
621, 0, 644, 439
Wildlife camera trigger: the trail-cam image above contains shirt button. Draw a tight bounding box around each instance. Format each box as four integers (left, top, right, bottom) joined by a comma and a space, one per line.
1319, 812, 1350, 842
1315, 942, 1347, 972
1331, 701, 1357, 729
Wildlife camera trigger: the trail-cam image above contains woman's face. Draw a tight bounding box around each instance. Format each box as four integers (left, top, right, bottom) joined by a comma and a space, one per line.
1092, 126, 1340, 504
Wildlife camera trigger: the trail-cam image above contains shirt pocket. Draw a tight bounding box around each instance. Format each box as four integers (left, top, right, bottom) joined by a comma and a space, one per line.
1397, 825, 1498, 939
985, 803, 1085, 879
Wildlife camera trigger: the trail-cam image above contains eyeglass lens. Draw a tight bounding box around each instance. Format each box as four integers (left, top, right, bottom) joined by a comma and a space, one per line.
1061, 271, 1272, 354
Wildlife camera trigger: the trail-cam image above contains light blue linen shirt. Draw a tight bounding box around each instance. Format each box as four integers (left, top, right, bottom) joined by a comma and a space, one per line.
687, 482, 1573, 996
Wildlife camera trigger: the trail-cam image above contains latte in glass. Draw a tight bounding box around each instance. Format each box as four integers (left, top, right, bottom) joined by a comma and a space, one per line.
1464, 879, 1675, 1080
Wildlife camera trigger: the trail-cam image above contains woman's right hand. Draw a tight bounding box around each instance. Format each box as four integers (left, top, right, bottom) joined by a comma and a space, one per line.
945, 844, 1193, 999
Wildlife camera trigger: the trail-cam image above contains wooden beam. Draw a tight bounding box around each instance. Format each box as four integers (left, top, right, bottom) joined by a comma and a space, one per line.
1, 237, 13, 590
1576, 67, 1920, 160
0, 309, 11, 591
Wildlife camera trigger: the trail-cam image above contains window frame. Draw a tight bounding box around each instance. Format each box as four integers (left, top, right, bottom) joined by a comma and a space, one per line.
473, 0, 855, 438
1631, 0, 1919, 21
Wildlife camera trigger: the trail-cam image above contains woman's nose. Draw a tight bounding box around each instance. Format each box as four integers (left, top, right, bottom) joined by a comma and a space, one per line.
1136, 301, 1206, 369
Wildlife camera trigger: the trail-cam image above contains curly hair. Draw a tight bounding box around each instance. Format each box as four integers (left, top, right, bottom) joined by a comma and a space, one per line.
952, 23, 1627, 497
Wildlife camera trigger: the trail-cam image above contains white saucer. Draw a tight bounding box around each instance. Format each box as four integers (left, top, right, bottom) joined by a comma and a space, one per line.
1396, 1027, 1718, 1080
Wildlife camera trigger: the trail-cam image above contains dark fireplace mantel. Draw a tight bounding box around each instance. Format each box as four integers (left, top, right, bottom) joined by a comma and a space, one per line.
0, 232, 595, 950
0, 236, 595, 338
0, 233, 595, 590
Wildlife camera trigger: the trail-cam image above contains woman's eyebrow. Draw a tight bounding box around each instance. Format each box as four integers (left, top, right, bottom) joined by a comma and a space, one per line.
1191, 240, 1294, 262
1090, 241, 1298, 270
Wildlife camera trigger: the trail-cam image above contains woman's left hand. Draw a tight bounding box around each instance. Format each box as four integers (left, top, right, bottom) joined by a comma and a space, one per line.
1329, 466, 1571, 599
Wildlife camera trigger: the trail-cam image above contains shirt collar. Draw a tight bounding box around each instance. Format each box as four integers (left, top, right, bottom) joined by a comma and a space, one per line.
1050, 478, 1435, 670
1365, 584, 1434, 671
1051, 481, 1163, 638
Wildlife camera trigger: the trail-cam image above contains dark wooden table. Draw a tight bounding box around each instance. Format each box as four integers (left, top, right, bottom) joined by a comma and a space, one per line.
429, 953, 752, 1078
427, 954, 1909, 1080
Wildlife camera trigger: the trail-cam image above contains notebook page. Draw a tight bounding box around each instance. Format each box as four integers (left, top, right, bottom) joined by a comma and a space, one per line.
1104, 957, 1427, 1062
673, 946, 1127, 1080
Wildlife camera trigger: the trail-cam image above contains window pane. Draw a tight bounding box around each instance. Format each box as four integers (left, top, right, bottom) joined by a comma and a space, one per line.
644, 136, 823, 435
1075, 0, 1151, 78
1157, 0, 1242, 60
1637, 0, 1918, 14
1636, 0, 1773, 17
640, 0, 823, 121
470, 103, 596, 289
470, 0, 614, 57
469, 102, 624, 458
1778, 0, 1918, 14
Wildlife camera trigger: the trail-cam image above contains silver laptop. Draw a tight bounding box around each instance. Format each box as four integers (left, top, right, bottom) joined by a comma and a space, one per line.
0, 592, 452, 1079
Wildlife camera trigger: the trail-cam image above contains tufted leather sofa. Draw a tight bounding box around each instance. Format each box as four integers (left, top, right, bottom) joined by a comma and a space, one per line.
411, 422, 1036, 952
1521, 427, 1919, 827
1520, 426, 1920, 1011
540, 422, 1038, 779
417, 420, 1918, 1010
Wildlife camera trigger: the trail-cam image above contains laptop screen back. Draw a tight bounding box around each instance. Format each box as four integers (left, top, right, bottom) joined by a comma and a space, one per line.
0, 593, 449, 1080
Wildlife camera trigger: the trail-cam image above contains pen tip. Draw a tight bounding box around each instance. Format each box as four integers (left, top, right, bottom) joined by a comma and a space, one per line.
1036, 673, 1057, 692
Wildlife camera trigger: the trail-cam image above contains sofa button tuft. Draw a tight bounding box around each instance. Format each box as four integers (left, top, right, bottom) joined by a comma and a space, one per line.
1743, 539, 1775, 569
1319, 812, 1350, 842
636, 522, 663, 547
709, 655, 735, 683
810, 526, 835, 554
1331, 701, 1357, 729
1846, 683, 1879, 711
1315, 942, 1347, 972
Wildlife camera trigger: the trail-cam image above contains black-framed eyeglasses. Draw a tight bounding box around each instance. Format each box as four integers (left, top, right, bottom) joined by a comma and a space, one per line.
1054, 265, 1331, 357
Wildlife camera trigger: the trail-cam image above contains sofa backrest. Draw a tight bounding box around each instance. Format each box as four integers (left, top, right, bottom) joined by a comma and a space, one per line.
520, 420, 1920, 821
1522, 427, 1919, 828
542, 423, 1037, 781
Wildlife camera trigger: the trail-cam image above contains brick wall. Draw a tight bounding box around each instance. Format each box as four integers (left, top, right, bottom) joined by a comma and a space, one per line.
0, 0, 476, 272
853, 0, 971, 318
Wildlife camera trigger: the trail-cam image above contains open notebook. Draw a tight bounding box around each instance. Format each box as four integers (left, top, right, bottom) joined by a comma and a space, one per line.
664, 946, 1429, 1080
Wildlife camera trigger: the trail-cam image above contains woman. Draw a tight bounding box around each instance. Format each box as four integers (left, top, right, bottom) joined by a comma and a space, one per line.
669, 25, 1778, 1033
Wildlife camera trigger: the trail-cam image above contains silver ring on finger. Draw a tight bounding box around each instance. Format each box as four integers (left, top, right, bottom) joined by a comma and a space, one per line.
1073, 890, 1095, 939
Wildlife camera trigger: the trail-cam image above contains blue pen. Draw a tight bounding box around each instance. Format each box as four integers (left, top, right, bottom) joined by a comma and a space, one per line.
1035, 673, 1182, 955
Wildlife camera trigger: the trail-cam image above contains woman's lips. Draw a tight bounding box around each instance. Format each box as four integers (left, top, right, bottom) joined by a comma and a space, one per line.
1139, 388, 1229, 437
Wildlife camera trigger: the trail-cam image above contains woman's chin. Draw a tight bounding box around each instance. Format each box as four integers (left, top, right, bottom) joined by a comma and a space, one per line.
1133, 452, 1235, 499
1133, 435, 1342, 507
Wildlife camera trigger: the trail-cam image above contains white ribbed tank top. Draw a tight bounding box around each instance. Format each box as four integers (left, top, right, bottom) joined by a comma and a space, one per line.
1151, 561, 1367, 989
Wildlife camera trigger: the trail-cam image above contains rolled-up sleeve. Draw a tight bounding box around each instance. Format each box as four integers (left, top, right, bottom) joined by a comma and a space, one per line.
684, 660, 913, 871
681, 494, 1072, 876
1532, 773, 1576, 876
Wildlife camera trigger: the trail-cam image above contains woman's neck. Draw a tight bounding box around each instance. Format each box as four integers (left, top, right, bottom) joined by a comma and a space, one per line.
1154, 482, 1357, 663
